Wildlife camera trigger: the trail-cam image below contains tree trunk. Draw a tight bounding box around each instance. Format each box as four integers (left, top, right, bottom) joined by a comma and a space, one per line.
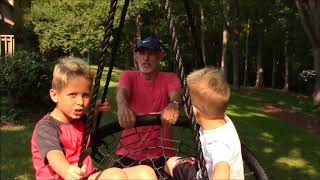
231, 0, 240, 90
313, 48, 320, 104
221, 26, 229, 81
199, 2, 207, 66
255, 19, 264, 88
283, 40, 289, 91
135, 14, 141, 42
295, 0, 320, 104
271, 51, 277, 88
221, 0, 230, 81
183, 0, 204, 68
132, 14, 141, 69
243, 19, 250, 87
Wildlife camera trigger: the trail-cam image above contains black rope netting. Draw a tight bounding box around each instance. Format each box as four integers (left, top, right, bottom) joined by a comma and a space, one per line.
95, 127, 184, 178
91, 115, 195, 179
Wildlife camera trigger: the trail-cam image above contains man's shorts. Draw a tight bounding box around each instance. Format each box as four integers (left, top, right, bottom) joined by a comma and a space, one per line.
172, 157, 199, 180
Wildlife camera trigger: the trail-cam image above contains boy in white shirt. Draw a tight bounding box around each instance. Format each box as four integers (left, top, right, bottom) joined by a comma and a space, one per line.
164, 67, 244, 180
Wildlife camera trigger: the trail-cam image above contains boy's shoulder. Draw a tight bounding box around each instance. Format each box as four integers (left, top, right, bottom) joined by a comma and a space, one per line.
35, 114, 61, 130
200, 116, 239, 141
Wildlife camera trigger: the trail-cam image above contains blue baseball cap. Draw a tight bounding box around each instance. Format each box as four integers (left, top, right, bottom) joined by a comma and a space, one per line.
135, 36, 161, 52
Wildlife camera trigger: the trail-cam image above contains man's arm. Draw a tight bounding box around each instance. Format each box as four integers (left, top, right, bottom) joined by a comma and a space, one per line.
116, 87, 136, 128
161, 90, 182, 125
212, 161, 230, 180
169, 90, 182, 105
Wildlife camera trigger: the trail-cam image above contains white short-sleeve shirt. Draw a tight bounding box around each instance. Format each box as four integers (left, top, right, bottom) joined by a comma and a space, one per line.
197, 115, 244, 180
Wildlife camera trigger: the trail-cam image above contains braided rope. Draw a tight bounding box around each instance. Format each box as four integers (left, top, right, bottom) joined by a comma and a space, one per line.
162, 0, 208, 179
94, 0, 130, 134
79, 0, 118, 167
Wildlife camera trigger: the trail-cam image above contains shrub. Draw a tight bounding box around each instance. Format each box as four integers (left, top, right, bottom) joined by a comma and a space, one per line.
0, 51, 54, 119
299, 70, 317, 82
298, 70, 317, 94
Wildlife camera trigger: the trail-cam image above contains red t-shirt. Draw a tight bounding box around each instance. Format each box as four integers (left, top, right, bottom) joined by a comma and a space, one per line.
116, 70, 181, 160
31, 115, 95, 180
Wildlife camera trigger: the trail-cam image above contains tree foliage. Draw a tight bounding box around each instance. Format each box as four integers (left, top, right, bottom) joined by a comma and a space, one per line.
20, 0, 319, 100
0, 51, 53, 111
26, 0, 109, 57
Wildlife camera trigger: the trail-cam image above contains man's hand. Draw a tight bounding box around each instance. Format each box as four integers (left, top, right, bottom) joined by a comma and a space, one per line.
94, 100, 111, 114
161, 102, 179, 125
117, 103, 136, 128
65, 164, 87, 180
92, 100, 111, 130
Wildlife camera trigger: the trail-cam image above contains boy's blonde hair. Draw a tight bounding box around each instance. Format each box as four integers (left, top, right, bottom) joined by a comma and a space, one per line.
51, 57, 94, 91
187, 67, 230, 117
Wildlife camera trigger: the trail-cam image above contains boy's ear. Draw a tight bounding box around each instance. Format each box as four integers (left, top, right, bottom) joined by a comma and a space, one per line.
49, 89, 58, 103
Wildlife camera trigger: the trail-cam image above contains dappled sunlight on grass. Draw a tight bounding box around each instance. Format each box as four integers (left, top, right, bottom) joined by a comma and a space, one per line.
263, 147, 273, 154
227, 110, 270, 119
12, 174, 33, 180
275, 149, 319, 177
276, 156, 306, 168
228, 104, 262, 112
0, 125, 27, 131
259, 132, 274, 143
292, 136, 303, 143
99, 80, 118, 88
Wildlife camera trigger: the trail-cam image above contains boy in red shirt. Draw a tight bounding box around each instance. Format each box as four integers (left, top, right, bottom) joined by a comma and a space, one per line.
31, 58, 157, 180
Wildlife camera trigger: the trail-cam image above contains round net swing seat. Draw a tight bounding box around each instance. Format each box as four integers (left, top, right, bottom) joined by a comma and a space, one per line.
90, 114, 268, 180
79, 0, 269, 179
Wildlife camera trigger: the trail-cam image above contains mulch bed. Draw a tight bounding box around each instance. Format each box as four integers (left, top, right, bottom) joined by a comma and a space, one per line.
262, 103, 320, 137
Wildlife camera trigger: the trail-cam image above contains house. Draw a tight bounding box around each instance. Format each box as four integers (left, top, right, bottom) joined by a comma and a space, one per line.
0, 0, 15, 56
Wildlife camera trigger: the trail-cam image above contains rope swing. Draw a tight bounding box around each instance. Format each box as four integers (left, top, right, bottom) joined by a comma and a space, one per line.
78, 1, 268, 180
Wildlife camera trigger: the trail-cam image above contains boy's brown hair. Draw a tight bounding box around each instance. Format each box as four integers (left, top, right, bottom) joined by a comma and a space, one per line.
51, 57, 94, 91
187, 67, 230, 118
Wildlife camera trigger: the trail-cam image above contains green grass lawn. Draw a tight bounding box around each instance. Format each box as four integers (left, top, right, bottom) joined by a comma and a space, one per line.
228, 88, 320, 179
1, 67, 320, 179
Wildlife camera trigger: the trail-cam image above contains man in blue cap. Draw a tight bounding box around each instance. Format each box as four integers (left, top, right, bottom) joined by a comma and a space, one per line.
115, 36, 182, 167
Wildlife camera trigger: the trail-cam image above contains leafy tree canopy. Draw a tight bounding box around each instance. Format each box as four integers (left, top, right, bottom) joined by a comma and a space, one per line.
26, 0, 109, 56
